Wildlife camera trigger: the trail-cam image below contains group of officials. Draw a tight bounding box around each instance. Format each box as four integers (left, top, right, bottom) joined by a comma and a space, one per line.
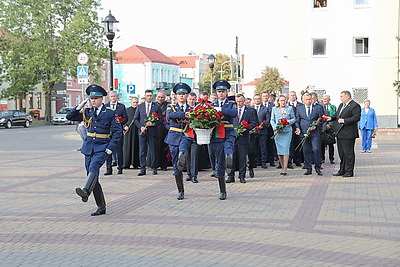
67, 81, 361, 216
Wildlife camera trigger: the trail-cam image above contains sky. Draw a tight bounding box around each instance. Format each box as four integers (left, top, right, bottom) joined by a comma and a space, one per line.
99, 0, 289, 83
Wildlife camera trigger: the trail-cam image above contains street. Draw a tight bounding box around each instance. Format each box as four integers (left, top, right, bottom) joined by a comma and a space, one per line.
0, 125, 399, 266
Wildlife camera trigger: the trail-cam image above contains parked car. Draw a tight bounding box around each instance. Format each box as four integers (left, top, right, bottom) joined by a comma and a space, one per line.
52, 107, 74, 125
0, 110, 32, 128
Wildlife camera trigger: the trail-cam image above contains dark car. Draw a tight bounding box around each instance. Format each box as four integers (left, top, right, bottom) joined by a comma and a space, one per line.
0, 110, 33, 128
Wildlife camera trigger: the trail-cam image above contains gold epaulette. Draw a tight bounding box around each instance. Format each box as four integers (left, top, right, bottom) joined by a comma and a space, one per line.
82, 107, 93, 128
169, 104, 176, 112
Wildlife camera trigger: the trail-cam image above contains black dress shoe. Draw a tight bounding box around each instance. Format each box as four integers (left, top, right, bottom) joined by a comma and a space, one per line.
332, 172, 344, 176
277, 164, 282, 169
330, 161, 335, 164
270, 163, 276, 167
249, 168, 254, 178
280, 172, 287, 176
304, 171, 312, 175
177, 191, 184, 200
342, 173, 353, 177
138, 171, 146, 176
239, 177, 246, 183
302, 166, 307, 169
287, 164, 294, 169
211, 173, 216, 177
75, 188, 88, 202
104, 169, 112, 175
117, 169, 123, 175
219, 192, 227, 200
261, 163, 267, 169
162, 167, 168, 171
91, 206, 106, 216
152, 169, 158, 175
111, 162, 117, 167
226, 177, 235, 183
295, 162, 302, 167
186, 176, 191, 181
191, 177, 198, 183
316, 170, 323, 176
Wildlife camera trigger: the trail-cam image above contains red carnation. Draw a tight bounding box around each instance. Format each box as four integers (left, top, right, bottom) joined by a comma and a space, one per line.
197, 114, 203, 119
118, 116, 124, 123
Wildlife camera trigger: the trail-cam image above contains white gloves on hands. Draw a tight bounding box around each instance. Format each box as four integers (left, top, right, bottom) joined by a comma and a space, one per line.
105, 148, 113, 155
77, 98, 89, 110
214, 107, 222, 112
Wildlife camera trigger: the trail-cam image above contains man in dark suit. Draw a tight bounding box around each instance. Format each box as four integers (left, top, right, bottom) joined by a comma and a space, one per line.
104, 91, 128, 175
252, 94, 269, 170
155, 91, 170, 171
321, 94, 336, 164
227, 94, 258, 183
262, 92, 276, 166
134, 89, 163, 176
288, 91, 303, 167
295, 93, 325, 176
327, 91, 361, 177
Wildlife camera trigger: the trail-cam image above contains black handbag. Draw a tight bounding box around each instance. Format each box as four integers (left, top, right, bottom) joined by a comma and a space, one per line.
322, 131, 336, 145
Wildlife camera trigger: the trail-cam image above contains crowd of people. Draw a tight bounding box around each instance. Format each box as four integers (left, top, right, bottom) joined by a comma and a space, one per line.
68, 82, 376, 216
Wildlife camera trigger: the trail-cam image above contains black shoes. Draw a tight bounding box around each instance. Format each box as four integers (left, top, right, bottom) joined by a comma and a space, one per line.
304, 171, 312, 175
280, 172, 287, 176
117, 169, 123, 175
191, 176, 198, 183
342, 173, 353, 177
239, 177, 246, 183
270, 162, 276, 167
211, 173, 216, 177
152, 169, 158, 175
75, 188, 89, 202
316, 170, 323, 176
91, 206, 106, 216
104, 169, 112, 175
332, 172, 345, 176
287, 163, 294, 169
226, 177, 235, 183
186, 176, 191, 181
261, 163, 267, 169
295, 162, 302, 167
249, 168, 254, 178
330, 160, 335, 164
219, 192, 227, 200
138, 170, 146, 176
178, 152, 186, 170
177, 191, 184, 200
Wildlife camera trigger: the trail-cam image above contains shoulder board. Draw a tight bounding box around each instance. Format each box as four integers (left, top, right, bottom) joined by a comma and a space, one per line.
232, 103, 237, 108
106, 107, 113, 110
228, 100, 236, 103
168, 104, 176, 112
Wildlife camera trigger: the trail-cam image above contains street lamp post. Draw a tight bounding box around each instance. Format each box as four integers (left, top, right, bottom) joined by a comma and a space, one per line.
220, 60, 230, 79
102, 10, 119, 91
207, 54, 215, 93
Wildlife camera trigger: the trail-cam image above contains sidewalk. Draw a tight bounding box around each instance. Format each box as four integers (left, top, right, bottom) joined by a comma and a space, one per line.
0, 131, 399, 266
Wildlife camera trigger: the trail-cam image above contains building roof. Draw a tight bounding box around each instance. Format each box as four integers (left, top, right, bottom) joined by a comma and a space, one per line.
116, 45, 179, 65
170, 55, 199, 68
243, 78, 261, 86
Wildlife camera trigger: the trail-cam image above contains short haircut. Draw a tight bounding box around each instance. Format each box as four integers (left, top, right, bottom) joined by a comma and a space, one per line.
109, 90, 118, 96
236, 94, 245, 99
145, 89, 153, 95
189, 92, 197, 97
200, 91, 209, 97
341, 90, 352, 98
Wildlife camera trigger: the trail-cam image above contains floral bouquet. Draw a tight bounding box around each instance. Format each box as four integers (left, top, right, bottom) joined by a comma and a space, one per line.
371, 129, 377, 139
186, 98, 224, 129
295, 116, 326, 151
271, 118, 290, 139
140, 112, 159, 135
250, 120, 266, 134
235, 120, 251, 137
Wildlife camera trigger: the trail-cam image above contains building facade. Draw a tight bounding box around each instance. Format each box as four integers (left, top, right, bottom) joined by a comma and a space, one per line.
288, 0, 399, 127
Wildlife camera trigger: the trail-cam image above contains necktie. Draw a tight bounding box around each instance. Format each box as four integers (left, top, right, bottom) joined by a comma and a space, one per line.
94, 108, 98, 118
181, 105, 184, 111
307, 106, 311, 118
238, 108, 242, 121
255, 105, 259, 113
220, 101, 223, 107
146, 104, 150, 116
112, 104, 115, 110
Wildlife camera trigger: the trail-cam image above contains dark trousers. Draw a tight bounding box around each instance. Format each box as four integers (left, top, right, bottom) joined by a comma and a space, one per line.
186, 142, 199, 178
302, 136, 321, 172
337, 138, 356, 175
106, 137, 124, 170
256, 134, 267, 165
290, 132, 303, 164
321, 143, 335, 161
248, 134, 258, 168
229, 143, 248, 178
139, 134, 158, 170
266, 127, 275, 163
209, 141, 225, 177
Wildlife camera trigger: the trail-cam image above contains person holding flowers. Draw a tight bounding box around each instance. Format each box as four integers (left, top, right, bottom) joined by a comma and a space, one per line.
209, 80, 238, 200
294, 93, 325, 176
270, 94, 296, 175
134, 90, 163, 176
165, 83, 194, 200
226, 94, 258, 184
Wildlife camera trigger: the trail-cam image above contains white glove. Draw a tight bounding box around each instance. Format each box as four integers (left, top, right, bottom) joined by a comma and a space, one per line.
214, 107, 222, 112
77, 98, 89, 110
105, 148, 113, 155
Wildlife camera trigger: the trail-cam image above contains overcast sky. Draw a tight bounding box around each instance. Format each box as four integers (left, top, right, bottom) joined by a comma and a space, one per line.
100, 0, 289, 83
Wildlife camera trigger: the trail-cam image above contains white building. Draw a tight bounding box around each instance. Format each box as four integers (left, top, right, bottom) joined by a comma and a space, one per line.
288, 0, 399, 127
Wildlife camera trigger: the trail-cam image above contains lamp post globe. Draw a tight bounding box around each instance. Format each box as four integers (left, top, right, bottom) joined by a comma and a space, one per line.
207, 54, 215, 93
102, 10, 119, 91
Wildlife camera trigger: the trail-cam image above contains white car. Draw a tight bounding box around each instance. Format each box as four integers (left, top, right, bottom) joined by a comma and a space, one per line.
52, 107, 74, 125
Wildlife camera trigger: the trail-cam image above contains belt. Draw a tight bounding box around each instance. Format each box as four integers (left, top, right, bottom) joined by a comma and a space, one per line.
87, 132, 110, 138
224, 124, 233, 128
170, 127, 183, 133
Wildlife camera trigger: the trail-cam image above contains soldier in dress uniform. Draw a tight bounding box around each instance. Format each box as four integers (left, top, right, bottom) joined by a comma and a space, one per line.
164, 83, 194, 200
209, 80, 237, 200
66, 85, 122, 216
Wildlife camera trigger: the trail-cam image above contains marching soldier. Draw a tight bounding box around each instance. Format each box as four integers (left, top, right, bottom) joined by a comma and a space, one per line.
66, 85, 122, 216
209, 80, 237, 200
164, 83, 194, 200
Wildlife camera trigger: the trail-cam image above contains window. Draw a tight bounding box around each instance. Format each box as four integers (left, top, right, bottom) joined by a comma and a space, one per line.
354, 37, 369, 55
355, 0, 369, 6
29, 93, 34, 109
353, 88, 368, 104
37, 92, 42, 109
314, 0, 327, 8
312, 39, 327, 56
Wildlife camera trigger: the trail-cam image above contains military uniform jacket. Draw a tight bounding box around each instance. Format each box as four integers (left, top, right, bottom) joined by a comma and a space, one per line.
164, 103, 192, 146
66, 106, 122, 155
211, 99, 237, 139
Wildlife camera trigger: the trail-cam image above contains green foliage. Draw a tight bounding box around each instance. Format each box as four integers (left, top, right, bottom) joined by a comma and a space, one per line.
0, 0, 108, 120
255, 66, 284, 95
202, 53, 235, 92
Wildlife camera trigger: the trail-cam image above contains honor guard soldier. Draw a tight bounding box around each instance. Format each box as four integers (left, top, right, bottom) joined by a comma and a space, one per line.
164, 83, 194, 200
66, 85, 122, 216
209, 80, 238, 200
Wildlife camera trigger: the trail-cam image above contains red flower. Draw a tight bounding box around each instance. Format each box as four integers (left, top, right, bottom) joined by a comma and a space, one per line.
117, 116, 124, 123
255, 126, 261, 131
197, 114, 203, 119
152, 112, 159, 119
318, 116, 326, 123
280, 118, 290, 126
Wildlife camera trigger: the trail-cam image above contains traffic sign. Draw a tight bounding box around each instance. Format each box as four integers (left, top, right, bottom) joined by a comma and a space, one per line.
78, 78, 89, 84
77, 66, 89, 78
77, 53, 88, 64
127, 84, 135, 94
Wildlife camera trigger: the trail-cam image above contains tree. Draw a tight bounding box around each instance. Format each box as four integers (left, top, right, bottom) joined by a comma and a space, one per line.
0, 0, 108, 121
255, 66, 284, 95
201, 53, 234, 93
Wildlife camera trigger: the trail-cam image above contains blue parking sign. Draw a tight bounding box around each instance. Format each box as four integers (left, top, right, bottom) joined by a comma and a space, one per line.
127, 84, 135, 94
